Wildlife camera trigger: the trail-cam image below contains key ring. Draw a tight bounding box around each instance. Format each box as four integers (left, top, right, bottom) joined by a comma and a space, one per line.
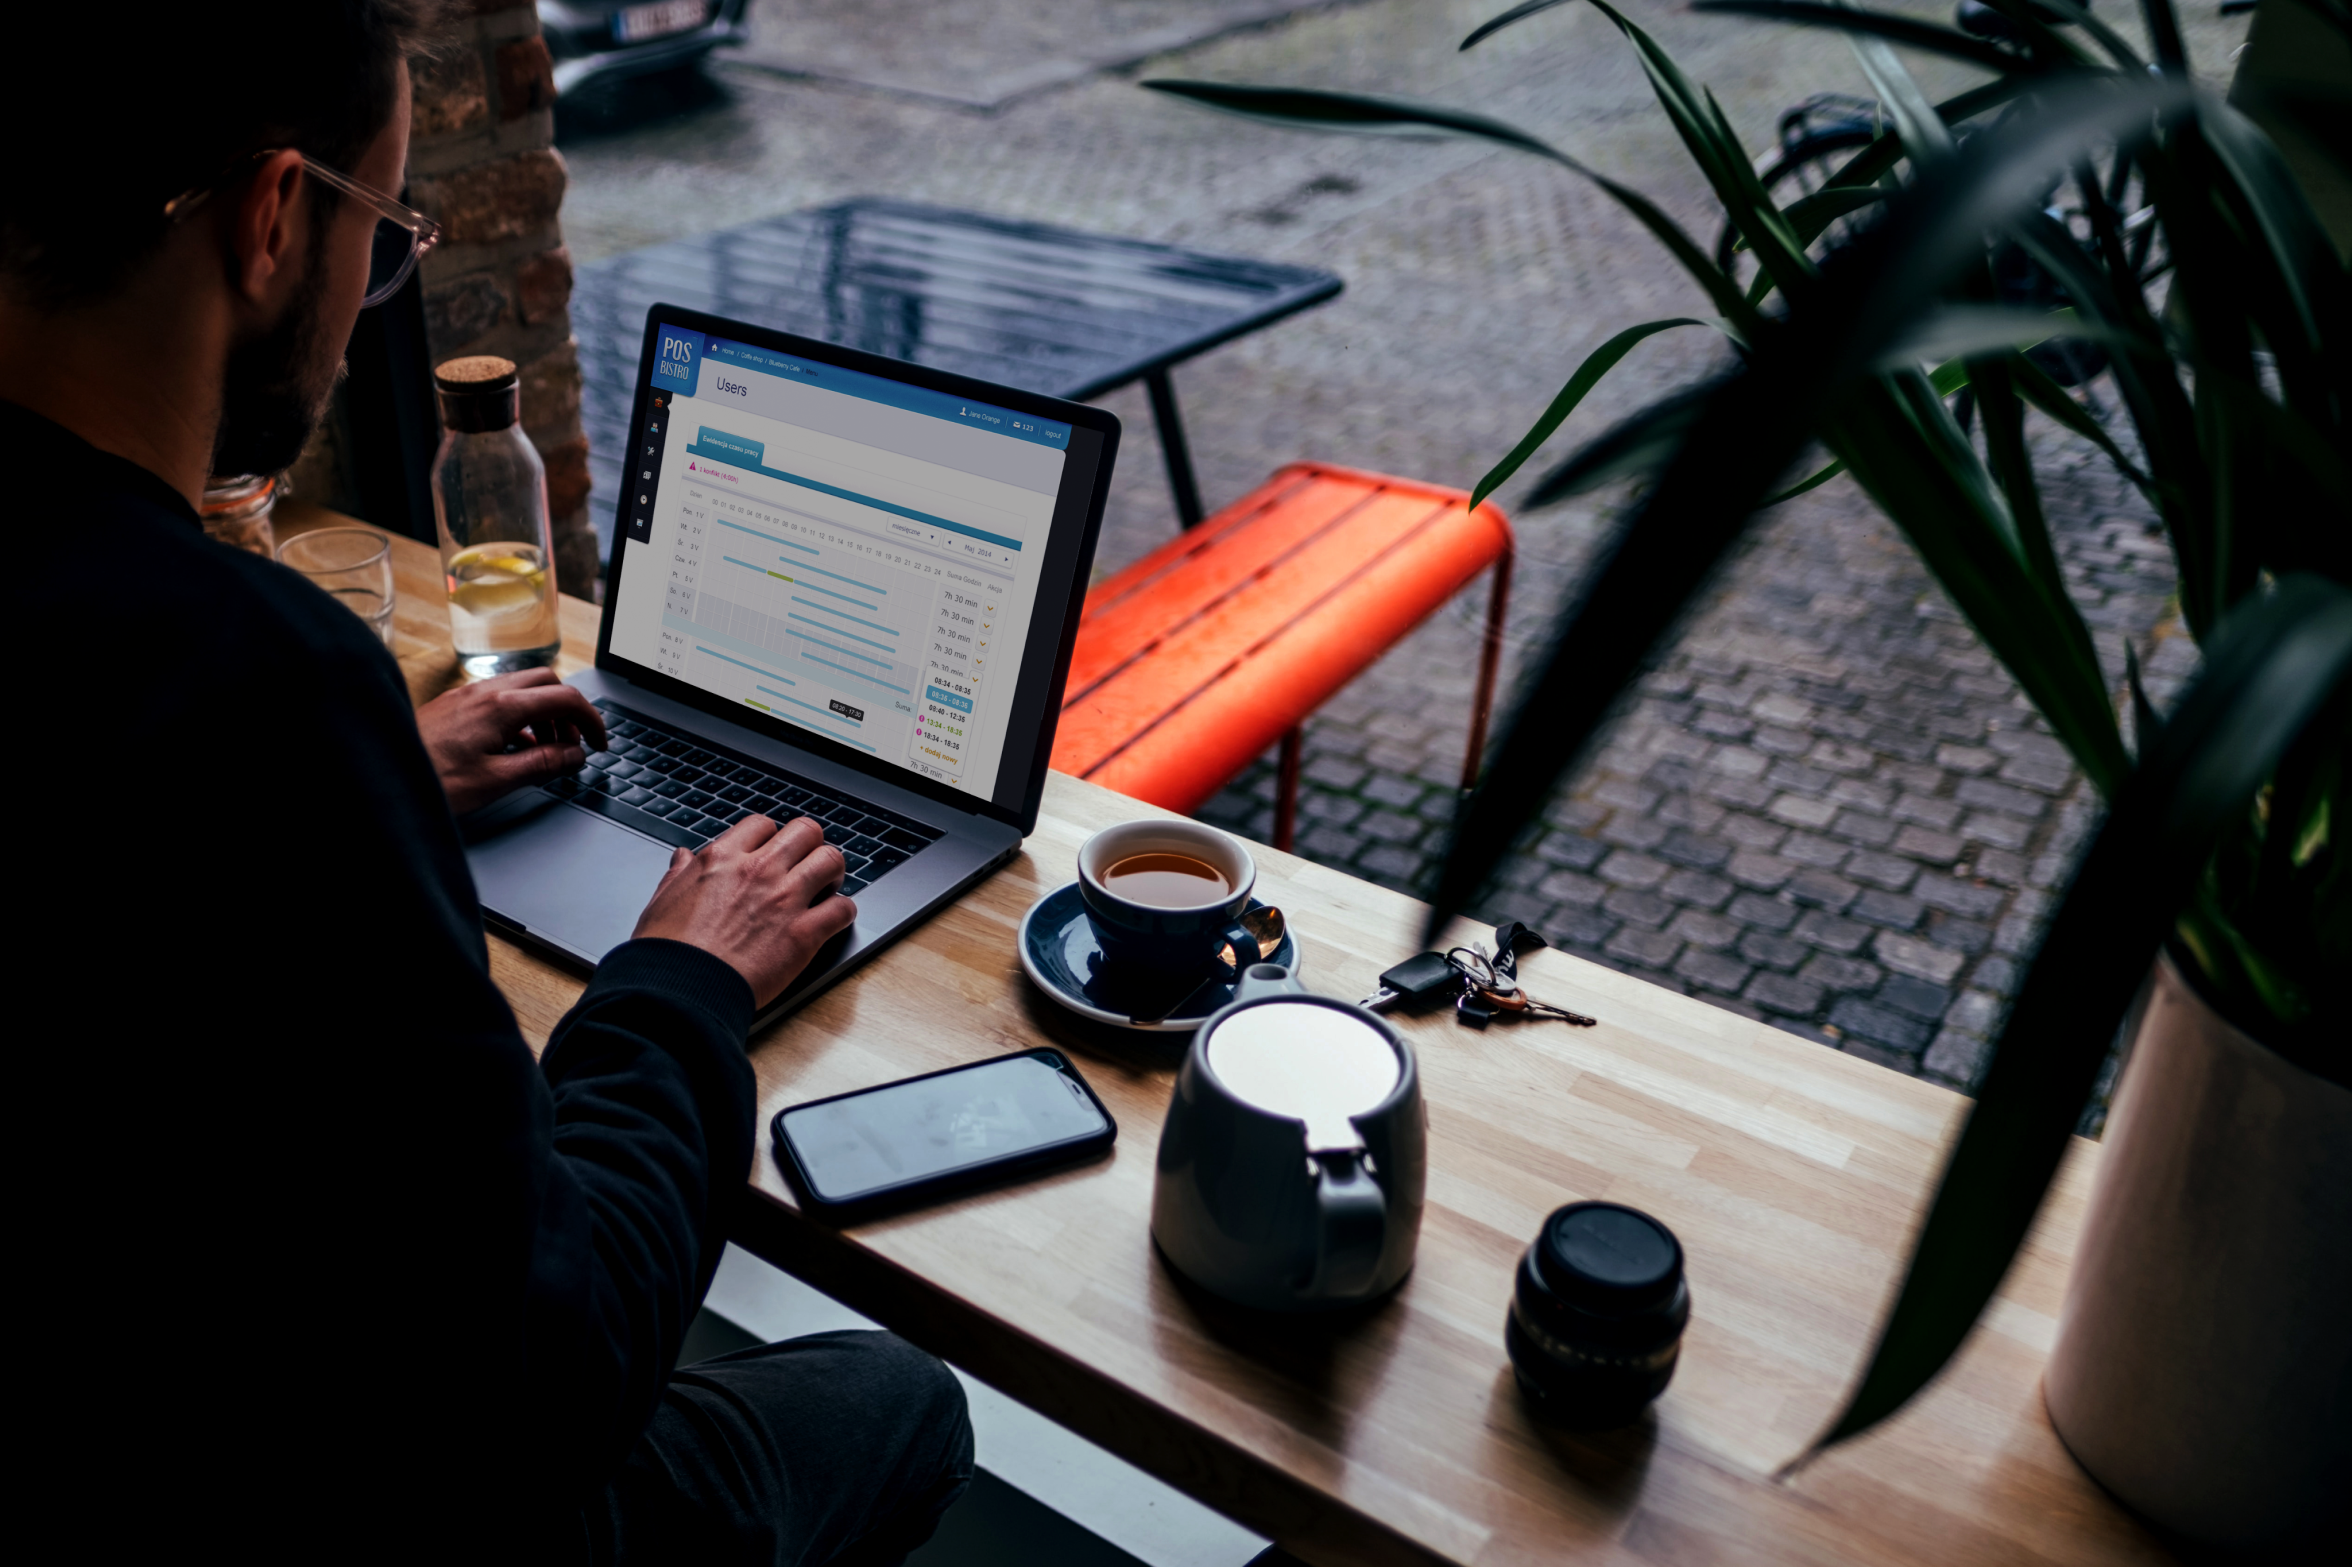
1444, 924, 1597, 1028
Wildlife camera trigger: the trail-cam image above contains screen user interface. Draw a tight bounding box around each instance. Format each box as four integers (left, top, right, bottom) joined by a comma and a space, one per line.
607, 322, 1073, 798
780, 1054, 1108, 1202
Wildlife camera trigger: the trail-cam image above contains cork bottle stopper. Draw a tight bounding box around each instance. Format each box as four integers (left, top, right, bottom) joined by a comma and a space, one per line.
434, 355, 518, 393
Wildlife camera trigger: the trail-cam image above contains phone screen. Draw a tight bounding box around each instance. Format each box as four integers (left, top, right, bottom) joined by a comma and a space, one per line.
779, 1053, 1111, 1204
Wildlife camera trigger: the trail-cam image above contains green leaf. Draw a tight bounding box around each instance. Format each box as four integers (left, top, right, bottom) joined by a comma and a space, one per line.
1471, 318, 1736, 512
1523, 384, 1716, 505
1776, 184, 1891, 246
1736, 78, 2022, 305
1815, 77, 2029, 196
1829, 78, 2195, 399
2203, 370, 2352, 517
1845, 20, 1959, 171
1705, 82, 1814, 269
1760, 456, 1847, 505
1441, 386, 1804, 929
1741, 79, 2032, 303
2148, 105, 2352, 590
1971, 352, 2073, 642
1139, 80, 1565, 159
2124, 641, 2161, 758
2137, 0, 2189, 72
1580, 1, 1819, 293
1878, 304, 2109, 367
2193, 98, 2352, 410
1541, 333, 2050, 518
2125, 132, 2273, 625
1691, 3, 2049, 76
2007, 353, 2154, 491
1482, 0, 2114, 72
2176, 667, 2352, 1080
1977, 0, 2147, 69
1800, 575, 2352, 1457
1828, 372, 2134, 793
1460, 0, 1576, 50
1140, 80, 1762, 330
2005, 207, 2216, 632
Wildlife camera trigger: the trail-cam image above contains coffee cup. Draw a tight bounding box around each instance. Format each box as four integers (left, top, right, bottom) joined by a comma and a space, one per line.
1077, 820, 1258, 982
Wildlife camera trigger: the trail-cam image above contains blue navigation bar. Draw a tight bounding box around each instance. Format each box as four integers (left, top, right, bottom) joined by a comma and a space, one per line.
688, 428, 1025, 552
675, 332, 1071, 451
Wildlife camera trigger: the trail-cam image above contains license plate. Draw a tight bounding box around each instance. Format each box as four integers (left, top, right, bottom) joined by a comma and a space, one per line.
613, 0, 708, 44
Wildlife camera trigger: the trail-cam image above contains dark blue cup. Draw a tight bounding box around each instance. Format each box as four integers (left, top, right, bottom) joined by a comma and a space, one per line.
1076, 820, 1258, 983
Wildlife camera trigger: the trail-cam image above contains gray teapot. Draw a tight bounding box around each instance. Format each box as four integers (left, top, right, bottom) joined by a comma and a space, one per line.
1150, 965, 1425, 1311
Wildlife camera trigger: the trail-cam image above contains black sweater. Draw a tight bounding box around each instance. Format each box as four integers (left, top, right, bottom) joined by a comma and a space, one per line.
8, 402, 754, 1550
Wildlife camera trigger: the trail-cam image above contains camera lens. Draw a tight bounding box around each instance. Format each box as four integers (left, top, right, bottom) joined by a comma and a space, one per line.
1505, 1201, 1689, 1430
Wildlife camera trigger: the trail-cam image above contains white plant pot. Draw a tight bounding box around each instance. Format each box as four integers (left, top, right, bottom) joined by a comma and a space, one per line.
2044, 954, 2352, 1550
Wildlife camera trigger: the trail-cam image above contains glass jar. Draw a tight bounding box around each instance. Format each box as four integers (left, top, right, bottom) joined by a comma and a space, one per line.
200, 472, 278, 557
430, 354, 560, 678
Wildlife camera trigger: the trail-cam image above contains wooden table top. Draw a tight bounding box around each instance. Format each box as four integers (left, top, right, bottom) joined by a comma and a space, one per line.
333, 506, 2166, 1567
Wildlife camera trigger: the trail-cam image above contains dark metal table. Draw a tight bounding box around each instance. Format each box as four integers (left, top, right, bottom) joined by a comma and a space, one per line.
571, 198, 1342, 553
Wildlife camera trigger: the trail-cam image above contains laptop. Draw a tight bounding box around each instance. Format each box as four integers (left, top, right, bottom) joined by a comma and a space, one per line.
462, 303, 1119, 1024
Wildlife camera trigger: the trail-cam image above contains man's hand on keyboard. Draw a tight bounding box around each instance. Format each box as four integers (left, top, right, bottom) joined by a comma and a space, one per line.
631, 813, 856, 1008
418, 669, 608, 816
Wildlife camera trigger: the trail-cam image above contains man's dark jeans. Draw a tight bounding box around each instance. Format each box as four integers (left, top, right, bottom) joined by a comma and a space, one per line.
578, 1330, 974, 1565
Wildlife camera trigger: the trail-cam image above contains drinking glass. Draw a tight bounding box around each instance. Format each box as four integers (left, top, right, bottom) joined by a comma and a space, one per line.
278, 526, 396, 648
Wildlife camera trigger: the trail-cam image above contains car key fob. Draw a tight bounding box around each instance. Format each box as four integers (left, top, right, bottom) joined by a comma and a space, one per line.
1358, 951, 1461, 1012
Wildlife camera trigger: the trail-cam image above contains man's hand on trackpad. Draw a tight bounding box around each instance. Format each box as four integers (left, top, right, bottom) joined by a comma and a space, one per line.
632, 815, 856, 1008
419, 669, 607, 816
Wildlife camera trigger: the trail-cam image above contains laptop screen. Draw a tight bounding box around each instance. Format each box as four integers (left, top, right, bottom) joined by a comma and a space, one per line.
603, 316, 1108, 816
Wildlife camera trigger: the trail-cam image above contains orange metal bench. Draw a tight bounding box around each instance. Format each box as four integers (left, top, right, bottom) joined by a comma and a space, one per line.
1051, 462, 1514, 850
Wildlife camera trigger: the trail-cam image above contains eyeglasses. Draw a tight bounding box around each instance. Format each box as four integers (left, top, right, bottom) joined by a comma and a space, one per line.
163, 151, 443, 309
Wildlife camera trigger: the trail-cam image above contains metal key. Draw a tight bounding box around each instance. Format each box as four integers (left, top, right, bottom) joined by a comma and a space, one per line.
1358, 951, 1463, 1012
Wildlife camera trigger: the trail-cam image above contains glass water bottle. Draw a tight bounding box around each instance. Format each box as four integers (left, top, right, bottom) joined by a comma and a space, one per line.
430, 355, 560, 678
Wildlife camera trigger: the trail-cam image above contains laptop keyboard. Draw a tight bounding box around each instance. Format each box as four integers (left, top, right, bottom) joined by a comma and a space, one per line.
543, 700, 945, 897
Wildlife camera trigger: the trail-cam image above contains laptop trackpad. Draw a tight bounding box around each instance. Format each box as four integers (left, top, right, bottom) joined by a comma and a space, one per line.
469, 800, 673, 965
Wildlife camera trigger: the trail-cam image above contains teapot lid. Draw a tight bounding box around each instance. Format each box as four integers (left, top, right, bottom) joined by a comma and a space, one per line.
1204, 999, 1400, 1152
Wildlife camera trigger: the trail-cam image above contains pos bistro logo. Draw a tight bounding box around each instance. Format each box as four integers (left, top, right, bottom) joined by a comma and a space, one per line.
651, 328, 700, 392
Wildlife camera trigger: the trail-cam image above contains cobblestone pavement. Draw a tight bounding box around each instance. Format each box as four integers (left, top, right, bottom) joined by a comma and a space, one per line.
1195, 432, 2196, 1125
559, 0, 2242, 1102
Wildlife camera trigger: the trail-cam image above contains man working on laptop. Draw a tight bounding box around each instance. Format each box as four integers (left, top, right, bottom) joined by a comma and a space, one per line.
4, 4, 969, 1559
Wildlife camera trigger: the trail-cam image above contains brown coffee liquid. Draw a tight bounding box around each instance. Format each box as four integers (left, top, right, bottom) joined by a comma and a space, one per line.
1103, 852, 1232, 907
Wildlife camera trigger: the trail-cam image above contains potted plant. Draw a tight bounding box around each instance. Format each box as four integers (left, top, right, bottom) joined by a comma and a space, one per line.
1147, 0, 2350, 1547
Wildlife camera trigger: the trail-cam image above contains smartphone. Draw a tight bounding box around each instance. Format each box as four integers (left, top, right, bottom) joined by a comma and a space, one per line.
772, 1048, 1116, 1216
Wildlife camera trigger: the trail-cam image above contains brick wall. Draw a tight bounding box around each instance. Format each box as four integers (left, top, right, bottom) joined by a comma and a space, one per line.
405, 0, 597, 595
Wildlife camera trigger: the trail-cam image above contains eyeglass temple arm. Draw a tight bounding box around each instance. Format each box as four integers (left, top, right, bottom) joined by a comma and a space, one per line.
299, 156, 441, 247
163, 149, 440, 252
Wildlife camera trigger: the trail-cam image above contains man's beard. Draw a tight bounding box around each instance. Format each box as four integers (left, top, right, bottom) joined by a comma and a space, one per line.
211, 260, 343, 478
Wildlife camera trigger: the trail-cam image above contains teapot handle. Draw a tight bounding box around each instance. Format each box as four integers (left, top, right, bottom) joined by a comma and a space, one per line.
1304, 1150, 1387, 1299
